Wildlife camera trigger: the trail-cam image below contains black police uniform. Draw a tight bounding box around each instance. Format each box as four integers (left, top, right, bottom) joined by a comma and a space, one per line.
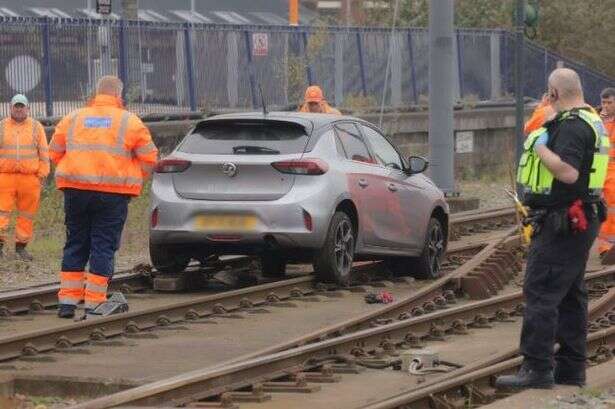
504, 109, 601, 388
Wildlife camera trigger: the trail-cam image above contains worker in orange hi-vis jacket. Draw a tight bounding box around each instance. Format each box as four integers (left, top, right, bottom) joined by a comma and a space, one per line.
0, 94, 50, 261
525, 93, 557, 136
50, 76, 158, 319
596, 88, 615, 264
298, 86, 342, 115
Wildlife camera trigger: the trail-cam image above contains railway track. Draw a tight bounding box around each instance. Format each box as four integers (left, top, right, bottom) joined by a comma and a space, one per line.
66, 267, 615, 409
0, 207, 516, 318
0, 230, 515, 366
0, 233, 498, 363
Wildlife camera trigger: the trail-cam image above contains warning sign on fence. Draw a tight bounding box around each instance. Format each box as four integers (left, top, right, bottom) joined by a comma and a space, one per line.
96, 0, 112, 15
252, 33, 269, 57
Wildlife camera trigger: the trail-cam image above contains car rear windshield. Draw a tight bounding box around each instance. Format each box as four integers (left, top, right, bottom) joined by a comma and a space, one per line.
179, 121, 309, 155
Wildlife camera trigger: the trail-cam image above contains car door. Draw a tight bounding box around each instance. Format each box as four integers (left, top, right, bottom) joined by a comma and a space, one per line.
334, 122, 401, 248
360, 124, 432, 251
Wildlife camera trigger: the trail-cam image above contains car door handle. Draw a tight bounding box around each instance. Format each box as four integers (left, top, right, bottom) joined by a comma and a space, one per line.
358, 179, 369, 188
387, 183, 398, 192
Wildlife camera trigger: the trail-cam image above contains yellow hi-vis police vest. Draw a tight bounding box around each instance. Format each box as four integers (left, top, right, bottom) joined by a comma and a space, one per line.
517, 109, 609, 198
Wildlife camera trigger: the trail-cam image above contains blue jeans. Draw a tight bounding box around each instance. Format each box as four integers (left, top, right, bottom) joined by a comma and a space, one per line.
61, 189, 129, 277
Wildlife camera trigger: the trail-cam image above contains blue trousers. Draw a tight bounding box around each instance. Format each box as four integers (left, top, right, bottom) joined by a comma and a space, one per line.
61, 189, 129, 277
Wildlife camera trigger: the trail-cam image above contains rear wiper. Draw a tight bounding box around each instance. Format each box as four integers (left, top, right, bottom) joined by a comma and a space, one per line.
232, 145, 280, 154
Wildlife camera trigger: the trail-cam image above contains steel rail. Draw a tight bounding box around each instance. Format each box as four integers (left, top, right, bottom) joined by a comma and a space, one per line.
363, 304, 615, 409
222, 230, 521, 367
65, 270, 615, 409
0, 276, 316, 362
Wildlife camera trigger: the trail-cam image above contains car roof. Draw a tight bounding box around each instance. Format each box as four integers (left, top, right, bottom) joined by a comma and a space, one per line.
200, 111, 371, 133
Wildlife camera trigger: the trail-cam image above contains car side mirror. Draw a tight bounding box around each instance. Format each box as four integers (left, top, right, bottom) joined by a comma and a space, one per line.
407, 156, 429, 174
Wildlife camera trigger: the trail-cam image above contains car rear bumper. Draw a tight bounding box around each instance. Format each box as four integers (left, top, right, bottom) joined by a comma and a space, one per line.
149, 177, 335, 252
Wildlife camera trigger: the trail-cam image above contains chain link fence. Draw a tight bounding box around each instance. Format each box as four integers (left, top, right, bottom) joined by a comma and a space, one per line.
0, 17, 613, 119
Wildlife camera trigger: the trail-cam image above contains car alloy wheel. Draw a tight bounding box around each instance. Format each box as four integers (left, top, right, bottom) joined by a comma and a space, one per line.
334, 218, 354, 279
427, 221, 445, 276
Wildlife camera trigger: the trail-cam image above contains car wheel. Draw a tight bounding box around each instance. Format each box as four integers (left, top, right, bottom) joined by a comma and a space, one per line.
149, 241, 191, 274
385, 218, 445, 279
313, 211, 355, 287
260, 253, 287, 278
411, 217, 446, 279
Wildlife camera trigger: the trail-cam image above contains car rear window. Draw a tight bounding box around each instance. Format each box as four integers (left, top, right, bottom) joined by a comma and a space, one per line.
179, 121, 309, 155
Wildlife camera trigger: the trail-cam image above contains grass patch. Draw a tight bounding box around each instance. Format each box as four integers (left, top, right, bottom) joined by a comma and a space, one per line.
0, 181, 151, 283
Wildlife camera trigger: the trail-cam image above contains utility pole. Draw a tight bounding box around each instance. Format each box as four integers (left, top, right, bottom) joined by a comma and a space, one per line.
514, 0, 525, 195
428, 0, 455, 194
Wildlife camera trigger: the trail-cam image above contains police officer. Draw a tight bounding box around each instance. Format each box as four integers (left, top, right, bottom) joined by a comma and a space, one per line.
496, 68, 608, 389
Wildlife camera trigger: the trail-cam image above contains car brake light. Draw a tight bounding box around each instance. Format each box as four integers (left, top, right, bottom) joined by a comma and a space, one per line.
154, 159, 191, 173
151, 207, 159, 227
271, 159, 328, 175
303, 209, 313, 231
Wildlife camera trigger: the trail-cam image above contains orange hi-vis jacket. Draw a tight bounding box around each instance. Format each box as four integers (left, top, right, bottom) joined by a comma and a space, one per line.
49, 95, 158, 196
598, 118, 615, 254
0, 117, 50, 177
524, 101, 555, 136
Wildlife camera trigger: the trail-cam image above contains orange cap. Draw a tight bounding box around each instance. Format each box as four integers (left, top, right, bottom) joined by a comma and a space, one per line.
304, 85, 324, 103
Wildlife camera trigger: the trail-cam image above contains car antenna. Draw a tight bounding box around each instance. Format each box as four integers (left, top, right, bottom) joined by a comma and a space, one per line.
258, 84, 268, 116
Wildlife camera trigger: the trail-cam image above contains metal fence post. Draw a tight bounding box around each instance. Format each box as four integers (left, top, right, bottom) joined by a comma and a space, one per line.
41, 17, 54, 117
356, 32, 367, 97
183, 23, 197, 111
301, 31, 314, 85
243, 30, 258, 108
407, 31, 418, 104
118, 20, 129, 101
456, 32, 464, 99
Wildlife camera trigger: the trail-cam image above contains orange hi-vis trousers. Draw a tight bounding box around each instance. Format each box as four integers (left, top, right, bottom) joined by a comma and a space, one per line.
58, 271, 109, 308
0, 173, 41, 243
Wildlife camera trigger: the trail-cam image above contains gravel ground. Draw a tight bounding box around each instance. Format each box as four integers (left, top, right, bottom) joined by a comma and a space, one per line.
542, 388, 615, 409
458, 180, 514, 209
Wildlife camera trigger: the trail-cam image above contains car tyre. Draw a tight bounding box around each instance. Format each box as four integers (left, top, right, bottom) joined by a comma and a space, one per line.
260, 253, 287, 278
412, 217, 446, 279
149, 241, 191, 274
385, 217, 445, 279
313, 211, 355, 287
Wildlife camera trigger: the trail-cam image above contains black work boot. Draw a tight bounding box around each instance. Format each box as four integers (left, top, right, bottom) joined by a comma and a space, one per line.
554, 367, 586, 387
0, 241, 4, 259
57, 304, 76, 319
15, 243, 33, 262
495, 364, 554, 389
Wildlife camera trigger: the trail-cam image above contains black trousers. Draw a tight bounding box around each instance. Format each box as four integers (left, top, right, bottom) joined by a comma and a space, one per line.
520, 211, 599, 375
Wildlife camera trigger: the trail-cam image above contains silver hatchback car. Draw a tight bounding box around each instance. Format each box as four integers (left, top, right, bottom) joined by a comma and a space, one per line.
149, 112, 449, 286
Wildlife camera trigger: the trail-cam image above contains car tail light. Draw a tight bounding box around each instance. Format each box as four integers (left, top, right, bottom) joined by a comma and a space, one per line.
271, 159, 328, 175
303, 209, 313, 232
151, 207, 159, 227
154, 158, 191, 173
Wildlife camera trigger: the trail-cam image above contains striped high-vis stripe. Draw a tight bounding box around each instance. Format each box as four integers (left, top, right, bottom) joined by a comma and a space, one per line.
58, 271, 85, 306
84, 272, 109, 309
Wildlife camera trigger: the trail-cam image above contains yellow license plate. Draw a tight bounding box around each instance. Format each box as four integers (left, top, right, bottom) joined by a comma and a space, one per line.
194, 215, 257, 231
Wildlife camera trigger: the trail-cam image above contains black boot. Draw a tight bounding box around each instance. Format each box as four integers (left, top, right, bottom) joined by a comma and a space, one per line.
15, 243, 33, 261
0, 242, 4, 259
554, 366, 586, 387
57, 304, 76, 319
495, 364, 554, 389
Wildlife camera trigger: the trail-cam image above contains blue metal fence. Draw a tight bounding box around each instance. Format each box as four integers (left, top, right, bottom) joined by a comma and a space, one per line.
0, 17, 613, 119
